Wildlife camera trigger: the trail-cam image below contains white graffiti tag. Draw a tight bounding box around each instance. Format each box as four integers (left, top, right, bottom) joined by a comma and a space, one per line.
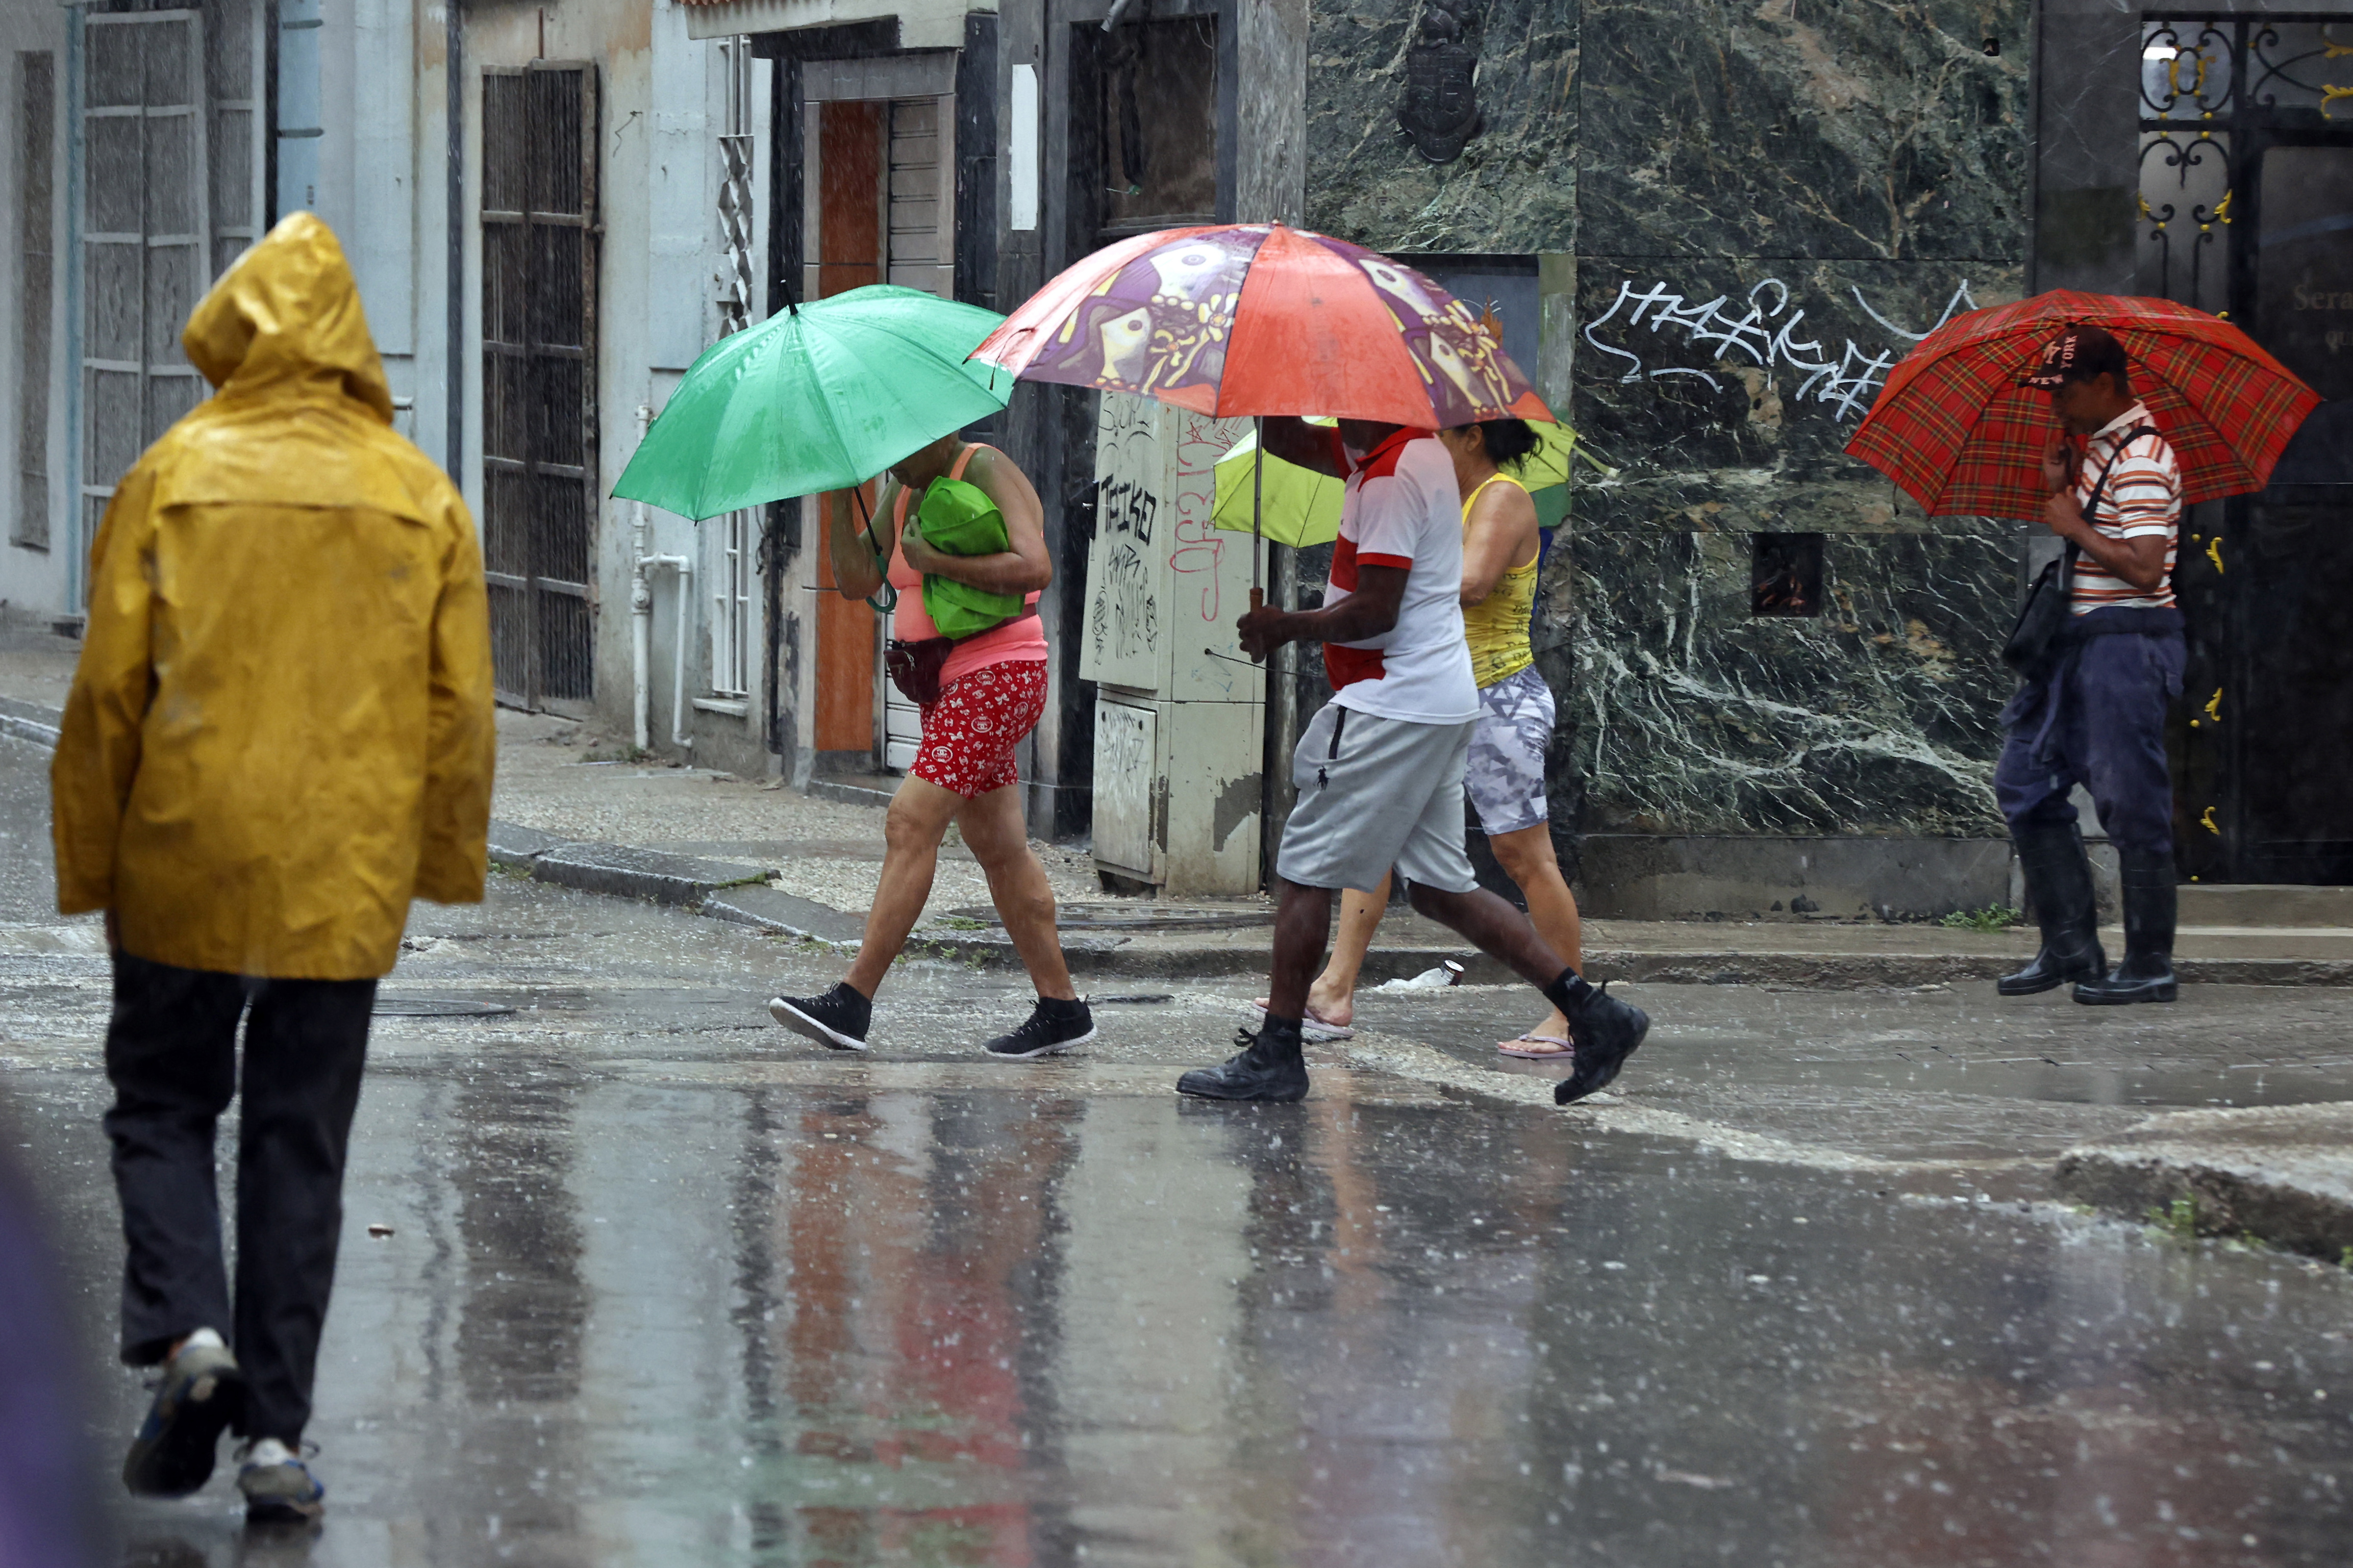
1582, 277, 1977, 422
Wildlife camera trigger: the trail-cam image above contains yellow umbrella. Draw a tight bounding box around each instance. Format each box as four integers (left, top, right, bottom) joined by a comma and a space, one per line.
1210, 418, 1345, 548
1211, 418, 1594, 544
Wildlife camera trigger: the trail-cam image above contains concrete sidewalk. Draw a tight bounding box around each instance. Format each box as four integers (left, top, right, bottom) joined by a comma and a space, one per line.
9, 624, 2353, 988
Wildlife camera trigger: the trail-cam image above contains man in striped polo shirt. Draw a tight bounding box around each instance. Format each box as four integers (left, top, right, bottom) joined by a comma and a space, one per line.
1994, 325, 2189, 1005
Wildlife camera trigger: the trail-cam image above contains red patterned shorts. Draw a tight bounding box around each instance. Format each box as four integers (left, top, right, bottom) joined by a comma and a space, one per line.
913, 658, 1049, 798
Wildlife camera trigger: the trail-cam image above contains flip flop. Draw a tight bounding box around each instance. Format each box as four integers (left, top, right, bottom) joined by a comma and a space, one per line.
1247, 999, 1356, 1042
1498, 1034, 1573, 1060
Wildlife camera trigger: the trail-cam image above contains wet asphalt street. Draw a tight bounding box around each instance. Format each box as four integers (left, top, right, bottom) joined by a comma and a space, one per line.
6, 732, 2353, 1566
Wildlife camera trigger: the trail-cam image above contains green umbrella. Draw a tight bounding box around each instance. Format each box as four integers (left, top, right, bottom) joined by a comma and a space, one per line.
612, 285, 1014, 521
1210, 417, 1596, 543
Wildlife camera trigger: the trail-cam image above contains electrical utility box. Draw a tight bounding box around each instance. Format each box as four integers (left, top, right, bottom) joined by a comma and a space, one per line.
1080, 394, 1265, 895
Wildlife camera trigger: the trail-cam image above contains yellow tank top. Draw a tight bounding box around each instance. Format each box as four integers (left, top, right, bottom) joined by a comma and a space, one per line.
1459, 473, 1537, 689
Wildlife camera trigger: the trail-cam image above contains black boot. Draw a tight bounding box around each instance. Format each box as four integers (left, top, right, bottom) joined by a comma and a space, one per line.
2074, 847, 2178, 1005
1997, 822, 2107, 996
1176, 1021, 1309, 1102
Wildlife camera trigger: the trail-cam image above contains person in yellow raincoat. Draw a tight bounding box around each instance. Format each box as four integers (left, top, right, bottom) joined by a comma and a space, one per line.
48, 212, 493, 1525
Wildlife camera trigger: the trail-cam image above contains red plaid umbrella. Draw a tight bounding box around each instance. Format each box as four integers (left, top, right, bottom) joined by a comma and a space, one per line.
1844, 291, 2319, 521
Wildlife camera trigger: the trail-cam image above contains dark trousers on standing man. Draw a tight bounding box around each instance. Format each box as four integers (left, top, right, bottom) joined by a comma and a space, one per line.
1992, 610, 2186, 853
102, 950, 374, 1446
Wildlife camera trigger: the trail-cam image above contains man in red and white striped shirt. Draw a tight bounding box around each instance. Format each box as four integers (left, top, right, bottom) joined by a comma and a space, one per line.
1993, 325, 2189, 1007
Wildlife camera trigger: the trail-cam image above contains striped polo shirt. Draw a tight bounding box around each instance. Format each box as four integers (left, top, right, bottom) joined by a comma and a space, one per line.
2070, 403, 2181, 615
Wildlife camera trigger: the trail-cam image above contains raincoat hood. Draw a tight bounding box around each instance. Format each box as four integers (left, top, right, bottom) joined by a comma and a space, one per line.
183, 211, 393, 422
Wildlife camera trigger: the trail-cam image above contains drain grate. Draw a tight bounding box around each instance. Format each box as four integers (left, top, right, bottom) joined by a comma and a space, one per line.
372, 998, 518, 1018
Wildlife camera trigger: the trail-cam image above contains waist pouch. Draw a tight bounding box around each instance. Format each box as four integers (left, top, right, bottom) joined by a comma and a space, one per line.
886, 610, 1038, 706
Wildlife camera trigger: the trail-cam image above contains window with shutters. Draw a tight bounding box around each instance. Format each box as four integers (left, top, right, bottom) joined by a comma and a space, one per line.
481, 62, 600, 712
15, 52, 55, 553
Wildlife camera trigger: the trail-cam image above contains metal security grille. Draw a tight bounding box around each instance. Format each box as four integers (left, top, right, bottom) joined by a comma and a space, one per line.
15, 52, 54, 552
716, 36, 755, 337
81, 10, 212, 556
709, 37, 756, 701
482, 63, 599, 712
77, 2, 261, 588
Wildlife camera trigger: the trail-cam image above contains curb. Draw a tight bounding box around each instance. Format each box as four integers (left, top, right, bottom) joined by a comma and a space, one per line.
2055, 1103, 2353, 1262
805, 774, 897, 811
0, 696, 60, 750
489, 822, 773, 909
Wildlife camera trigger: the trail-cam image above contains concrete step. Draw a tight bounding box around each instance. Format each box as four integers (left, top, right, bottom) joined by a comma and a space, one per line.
2179, 884, 2353, 929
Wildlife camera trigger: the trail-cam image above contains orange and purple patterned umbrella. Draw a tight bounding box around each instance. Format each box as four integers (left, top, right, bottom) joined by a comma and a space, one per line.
970, 223, 1555, 428
1845, 290, 2318, 521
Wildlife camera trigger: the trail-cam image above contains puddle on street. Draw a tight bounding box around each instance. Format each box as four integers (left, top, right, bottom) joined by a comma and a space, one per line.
10, 1069, 2346, 1567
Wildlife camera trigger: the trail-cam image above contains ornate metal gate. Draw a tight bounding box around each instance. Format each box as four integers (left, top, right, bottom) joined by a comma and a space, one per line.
2139, 15, 2353, 884
481, 62, 599, 712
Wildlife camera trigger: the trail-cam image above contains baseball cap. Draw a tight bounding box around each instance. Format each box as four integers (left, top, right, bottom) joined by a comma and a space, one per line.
2018, 323, 2130, 389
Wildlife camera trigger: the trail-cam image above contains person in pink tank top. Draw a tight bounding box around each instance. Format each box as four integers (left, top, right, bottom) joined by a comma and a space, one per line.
767, 433, 1094, 1059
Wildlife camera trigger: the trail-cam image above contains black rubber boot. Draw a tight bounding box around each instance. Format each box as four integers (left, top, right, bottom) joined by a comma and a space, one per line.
2074, 847, 2179, 1005
1998, 822, 2107, 996
1176, 1021, 1309, 1103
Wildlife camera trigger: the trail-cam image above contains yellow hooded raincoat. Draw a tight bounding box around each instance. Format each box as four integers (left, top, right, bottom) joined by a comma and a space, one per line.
52, 213, 495, 980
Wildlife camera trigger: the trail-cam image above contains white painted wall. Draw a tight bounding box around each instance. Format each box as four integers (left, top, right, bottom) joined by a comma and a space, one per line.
0, 3, 74, 624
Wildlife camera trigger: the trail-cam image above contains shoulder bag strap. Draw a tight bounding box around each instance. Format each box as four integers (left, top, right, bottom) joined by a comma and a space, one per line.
2061, 422, 2156, 597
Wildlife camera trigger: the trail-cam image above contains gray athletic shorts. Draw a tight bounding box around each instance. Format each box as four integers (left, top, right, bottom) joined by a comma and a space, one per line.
1465, 666, 1556, 836
1274, 702, 1480, 895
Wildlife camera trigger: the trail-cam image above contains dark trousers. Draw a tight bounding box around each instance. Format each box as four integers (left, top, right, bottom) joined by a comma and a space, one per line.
1994, 624, 2186, 856
102, 951, 374, 1444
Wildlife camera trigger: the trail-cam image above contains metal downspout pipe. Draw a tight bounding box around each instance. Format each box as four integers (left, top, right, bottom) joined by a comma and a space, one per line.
630, 404, 694, 754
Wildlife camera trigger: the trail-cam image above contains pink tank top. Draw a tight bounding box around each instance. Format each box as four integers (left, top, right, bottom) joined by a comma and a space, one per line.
887, 443, 1048, 688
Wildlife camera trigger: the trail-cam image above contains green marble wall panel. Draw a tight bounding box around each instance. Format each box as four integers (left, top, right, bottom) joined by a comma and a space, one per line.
1579, 0, 2030, 260
1304, 0, 1579, 252
1570, 258, 2025, 517
1295, 0, 2037, 843
1555, 521, 2016, 838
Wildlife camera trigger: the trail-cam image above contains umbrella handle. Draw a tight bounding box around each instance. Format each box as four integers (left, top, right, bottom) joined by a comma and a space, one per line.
852, 485, 899, 614
1251, 415, 1265, 598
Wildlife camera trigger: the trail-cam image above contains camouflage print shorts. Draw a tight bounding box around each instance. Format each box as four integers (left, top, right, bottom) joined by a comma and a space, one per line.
1464, 666, 1555, 836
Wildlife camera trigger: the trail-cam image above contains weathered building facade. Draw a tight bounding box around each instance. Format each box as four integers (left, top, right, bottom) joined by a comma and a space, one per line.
4, 0, 2346, 907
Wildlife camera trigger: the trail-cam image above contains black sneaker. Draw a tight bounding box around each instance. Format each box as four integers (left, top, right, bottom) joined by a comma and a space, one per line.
982, 996, 1097, 1059
1555, 983, 1650, 1105
123, 1335, 244, 1498
768, 982, 872, 1051
1176, 1024, 1309, 1103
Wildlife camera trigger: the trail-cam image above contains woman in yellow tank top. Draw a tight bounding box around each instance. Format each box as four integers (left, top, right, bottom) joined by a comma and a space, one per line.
1274, 419, 1590, 1060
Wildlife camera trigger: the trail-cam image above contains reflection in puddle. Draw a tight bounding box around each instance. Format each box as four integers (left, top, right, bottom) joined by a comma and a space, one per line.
79, 1074, 2353, 1566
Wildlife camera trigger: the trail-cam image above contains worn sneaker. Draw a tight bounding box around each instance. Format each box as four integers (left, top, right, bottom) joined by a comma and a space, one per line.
1555, 983, 1651, 1105
1176, 1024, 1309, 1103
237, 1437, 325, 1524
982, 996, 1096, 1059
768, 982, 873, 1050
122, 1333, 244, 1498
